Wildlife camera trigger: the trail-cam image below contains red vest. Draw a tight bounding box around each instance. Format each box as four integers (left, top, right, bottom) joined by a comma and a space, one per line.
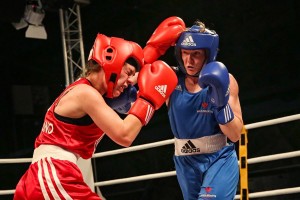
35, 78, 104, 159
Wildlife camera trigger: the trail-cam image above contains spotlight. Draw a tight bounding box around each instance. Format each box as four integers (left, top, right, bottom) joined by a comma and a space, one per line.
12, 0, 47, 40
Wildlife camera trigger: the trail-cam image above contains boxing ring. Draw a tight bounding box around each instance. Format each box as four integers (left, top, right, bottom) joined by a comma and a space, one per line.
1, 114, 300, 199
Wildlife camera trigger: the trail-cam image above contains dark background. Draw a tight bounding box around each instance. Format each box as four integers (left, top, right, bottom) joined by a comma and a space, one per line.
0, 0, 300, 199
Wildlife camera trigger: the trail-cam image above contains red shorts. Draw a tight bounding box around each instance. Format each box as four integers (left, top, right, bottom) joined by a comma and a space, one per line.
14, 157, 101, 200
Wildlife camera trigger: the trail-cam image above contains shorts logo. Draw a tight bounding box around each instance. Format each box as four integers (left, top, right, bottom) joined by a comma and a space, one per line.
181, 35, 196, 46
181, 140, 200, 153
205, 187, 212, 193
155, 85, 167, 98
199, 186, 217, 198
42, 120, 54, 134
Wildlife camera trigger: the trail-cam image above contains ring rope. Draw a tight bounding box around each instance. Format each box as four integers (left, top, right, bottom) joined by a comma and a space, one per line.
93, 150, 300, 186
93, 114, 300, 158
248, 150, 300, 164
234, 187, 300, 199
1, 114, 297, 164
94, 171, 176, 187
0, 114, 299, 198
1, 147, 299, 165
245, 114, 300, 130
0, 158, 32, 164
0, 190, 15, 195
93, 139, 174, 158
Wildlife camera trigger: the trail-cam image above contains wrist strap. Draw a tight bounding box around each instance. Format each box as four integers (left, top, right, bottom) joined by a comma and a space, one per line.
214, 103, 234, 125
129, 98, 155, 125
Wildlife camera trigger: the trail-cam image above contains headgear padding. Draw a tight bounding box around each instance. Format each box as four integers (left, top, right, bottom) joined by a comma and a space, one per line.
88, 34, 144, 98
175, 24, 219, 74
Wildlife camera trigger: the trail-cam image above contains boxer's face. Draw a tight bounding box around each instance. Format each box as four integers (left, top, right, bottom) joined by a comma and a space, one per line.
181, 49, 206, 76
112, 63, 136, 97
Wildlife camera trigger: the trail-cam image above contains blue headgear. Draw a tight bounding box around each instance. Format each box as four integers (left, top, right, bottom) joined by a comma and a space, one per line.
175, 23, 219, 75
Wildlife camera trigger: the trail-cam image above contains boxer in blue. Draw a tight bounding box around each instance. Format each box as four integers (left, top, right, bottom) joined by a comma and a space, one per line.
143, 17, 244, 199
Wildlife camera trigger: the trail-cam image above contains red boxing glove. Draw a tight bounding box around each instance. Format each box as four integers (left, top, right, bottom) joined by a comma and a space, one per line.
144, 16, 186, 64
129, 60, 178, 125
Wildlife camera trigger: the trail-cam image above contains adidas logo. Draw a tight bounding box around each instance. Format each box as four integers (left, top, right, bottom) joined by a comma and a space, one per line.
181, 140, 200, 153
155, 85, 167, 98
181, 36, 196, 47
175, 85, 182, 91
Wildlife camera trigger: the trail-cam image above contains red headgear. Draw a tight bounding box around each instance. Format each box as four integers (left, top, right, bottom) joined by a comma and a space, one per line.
88, 34, 144, 98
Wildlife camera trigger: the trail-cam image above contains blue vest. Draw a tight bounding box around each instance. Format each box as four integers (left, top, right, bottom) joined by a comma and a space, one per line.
168, 75, 221, 139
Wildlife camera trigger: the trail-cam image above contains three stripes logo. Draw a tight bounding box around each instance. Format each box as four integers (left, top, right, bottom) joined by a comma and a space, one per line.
223, 104, 232, 123
155, 85, 167, 98
144, 104, 154, 125
181, 35, 197, 47
181, 140, 200, 154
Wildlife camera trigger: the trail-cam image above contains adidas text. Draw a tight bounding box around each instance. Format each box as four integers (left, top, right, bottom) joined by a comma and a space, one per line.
181, 41, 196, 46
181, 148, 200, 153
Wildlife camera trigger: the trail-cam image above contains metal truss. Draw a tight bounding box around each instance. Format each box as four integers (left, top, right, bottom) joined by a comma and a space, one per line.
59, 4, 85, 86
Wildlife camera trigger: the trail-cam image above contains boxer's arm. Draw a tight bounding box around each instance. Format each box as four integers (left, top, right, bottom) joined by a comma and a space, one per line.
79, 61, 177, 147
219, 74, 243, 142
199, 62, 243, 142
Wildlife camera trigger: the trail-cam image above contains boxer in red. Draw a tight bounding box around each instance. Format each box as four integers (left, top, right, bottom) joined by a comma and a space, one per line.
14, 33, 178, 200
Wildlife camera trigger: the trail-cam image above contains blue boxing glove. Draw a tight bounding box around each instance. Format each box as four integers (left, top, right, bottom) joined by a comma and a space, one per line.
105, 85, 137, 114
198, 61, 234, 124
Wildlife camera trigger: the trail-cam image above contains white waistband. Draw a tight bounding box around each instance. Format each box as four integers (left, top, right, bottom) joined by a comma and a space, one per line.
174, 134, 227, 156
32, 145, 78, 164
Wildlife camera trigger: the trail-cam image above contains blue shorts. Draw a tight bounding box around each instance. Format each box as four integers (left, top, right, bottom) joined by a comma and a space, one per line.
173, 143, 239, 200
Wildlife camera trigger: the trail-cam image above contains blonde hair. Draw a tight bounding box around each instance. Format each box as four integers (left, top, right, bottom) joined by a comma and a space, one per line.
80, 60, 101, 78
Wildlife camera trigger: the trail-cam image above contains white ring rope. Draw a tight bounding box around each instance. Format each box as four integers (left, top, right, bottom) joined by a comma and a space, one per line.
94, 171, 177, 187
93, 114, 300, 158
0, 158, 32, 164
245, 114, 300, 130
1, 114, 299, 164
93, 150, 300, 186
248, 150, 300, 164
234, 187, 300, 199
0, 114, 299, 198
0, 190, 15, 195
93, 139, 174, 158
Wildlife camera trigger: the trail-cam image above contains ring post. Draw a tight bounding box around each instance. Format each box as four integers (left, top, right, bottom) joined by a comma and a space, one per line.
239, 126, 249, 200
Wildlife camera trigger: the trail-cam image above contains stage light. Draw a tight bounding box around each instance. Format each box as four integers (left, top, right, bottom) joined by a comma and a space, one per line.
12, 0, 47, 40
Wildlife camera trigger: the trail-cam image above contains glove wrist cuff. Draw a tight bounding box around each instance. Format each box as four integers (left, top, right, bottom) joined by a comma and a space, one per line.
143, 46, 161, 64
214, 103, 234, 125
129, 98, 155, 125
